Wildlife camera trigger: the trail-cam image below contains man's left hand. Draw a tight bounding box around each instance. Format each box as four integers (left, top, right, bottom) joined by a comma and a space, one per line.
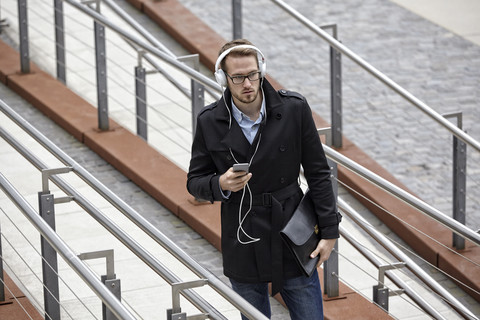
310, 238, 337, 268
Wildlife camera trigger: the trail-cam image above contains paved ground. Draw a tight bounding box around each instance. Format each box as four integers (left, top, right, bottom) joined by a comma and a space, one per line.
1, 0, 479, 319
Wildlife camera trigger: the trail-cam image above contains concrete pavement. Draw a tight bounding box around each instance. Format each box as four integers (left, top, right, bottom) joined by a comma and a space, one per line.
0, 0, 480, 318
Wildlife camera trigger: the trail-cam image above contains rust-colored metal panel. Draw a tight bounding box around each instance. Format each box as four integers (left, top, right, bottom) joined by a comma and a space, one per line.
7, 71, 98, 142
178, 199, 222, 251
83, 126, 188, 216
0, 41, 41, 84
0, 271, 43, 320
140, 0, 224, 71
438, 242, 480, 302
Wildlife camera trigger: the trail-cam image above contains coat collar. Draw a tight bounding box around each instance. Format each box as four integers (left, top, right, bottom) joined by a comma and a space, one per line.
217, 79, 283, 159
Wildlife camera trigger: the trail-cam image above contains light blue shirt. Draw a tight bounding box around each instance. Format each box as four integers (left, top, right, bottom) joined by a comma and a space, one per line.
219, 95, 266, 198
231, 97, 266, 144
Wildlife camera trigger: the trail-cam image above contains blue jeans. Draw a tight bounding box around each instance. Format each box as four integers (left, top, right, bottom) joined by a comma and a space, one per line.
230, 269, 324, 320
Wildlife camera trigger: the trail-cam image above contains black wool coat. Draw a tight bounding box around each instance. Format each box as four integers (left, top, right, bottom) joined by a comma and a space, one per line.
187, 79, 339, 286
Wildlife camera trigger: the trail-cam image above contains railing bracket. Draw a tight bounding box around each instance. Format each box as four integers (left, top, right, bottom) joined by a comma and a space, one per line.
78, 249, 115, 280
41, 167, 73, 193
168, 279, 209, 320
373, 262, 406, 311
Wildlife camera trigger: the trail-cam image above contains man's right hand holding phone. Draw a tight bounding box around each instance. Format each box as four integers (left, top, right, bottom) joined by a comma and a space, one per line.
219, 164, 252, 192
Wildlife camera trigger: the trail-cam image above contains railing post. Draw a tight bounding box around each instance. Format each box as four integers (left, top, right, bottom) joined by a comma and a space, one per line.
178, 54, 205, 136
103, 276, 121, 320
93, 1, 109, 131
38, 192, 61, 320
39, 167, 73, 320
232, 0, 242, 40
0, 221, 5, 302
324, 159, 339, 297
320, 24, 342, 148
78, 250, 120, 320
54, 0, 66, 83
443, 112, 467, 250
135, 52, 148, 141
373, 284, 389, 311
318, 127, 340, 297
373, 262, 406, 312
17, 0, 30, 73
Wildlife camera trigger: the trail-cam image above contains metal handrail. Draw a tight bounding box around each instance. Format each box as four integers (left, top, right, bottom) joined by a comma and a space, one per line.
339, 226, 447, 320
0, 173, 137, 320
0, 126, 225, 318
2, 0, 476, 318
102, 0, 176, 58
102, 0, 220, 101
102, 0, 190, 98
338, 198, 479, 320
86, 0, 480, 246
0, 125, 226, 319
323, 144, 480, 246
0, 99, 268, 320
64, 0, 222, 98
270, 0, 480, 153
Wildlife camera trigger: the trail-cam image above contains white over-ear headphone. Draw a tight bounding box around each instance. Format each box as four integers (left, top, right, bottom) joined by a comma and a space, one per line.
214, 44, 267, 87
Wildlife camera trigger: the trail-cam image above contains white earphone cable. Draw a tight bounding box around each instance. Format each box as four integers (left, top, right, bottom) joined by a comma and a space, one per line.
216, 47, 266, 245
231, 131, 263, 244
237, 183, 260, 244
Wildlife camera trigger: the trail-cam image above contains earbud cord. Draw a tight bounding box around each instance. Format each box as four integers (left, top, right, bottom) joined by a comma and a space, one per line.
237, 183, 258, 244
224, 78, 266, 245
221, 84, 256, 243
231, 133, 262, 244
222, 89, 232, 129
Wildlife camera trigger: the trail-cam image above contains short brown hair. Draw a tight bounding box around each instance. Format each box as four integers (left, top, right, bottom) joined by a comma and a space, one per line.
218, 39, 258, 72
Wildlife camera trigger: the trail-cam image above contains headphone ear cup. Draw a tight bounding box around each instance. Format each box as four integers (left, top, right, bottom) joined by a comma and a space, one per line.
215, 69, 227, 87
259, 60, 267, 78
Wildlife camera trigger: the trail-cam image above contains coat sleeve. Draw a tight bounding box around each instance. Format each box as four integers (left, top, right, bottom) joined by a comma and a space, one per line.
187, 114, 225, 203
300, 100, 341, 239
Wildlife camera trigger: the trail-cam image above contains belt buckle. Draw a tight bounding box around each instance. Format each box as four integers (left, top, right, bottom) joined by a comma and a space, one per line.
263, 193, 272, 207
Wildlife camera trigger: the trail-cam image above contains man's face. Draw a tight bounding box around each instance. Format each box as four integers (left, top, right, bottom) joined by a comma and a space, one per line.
224, 55, 261, 107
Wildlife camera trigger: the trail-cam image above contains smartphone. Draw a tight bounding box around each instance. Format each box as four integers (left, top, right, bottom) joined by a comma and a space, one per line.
233, 163, 249, 173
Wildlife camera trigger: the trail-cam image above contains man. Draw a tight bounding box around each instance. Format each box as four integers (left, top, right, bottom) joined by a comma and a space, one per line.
187, 39, 340, 320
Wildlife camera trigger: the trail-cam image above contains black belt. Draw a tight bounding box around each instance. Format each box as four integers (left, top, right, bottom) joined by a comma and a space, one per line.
231, 181, 300, 207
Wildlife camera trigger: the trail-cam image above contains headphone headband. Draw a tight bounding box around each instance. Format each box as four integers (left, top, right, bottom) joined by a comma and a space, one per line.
214, 44, 266, 86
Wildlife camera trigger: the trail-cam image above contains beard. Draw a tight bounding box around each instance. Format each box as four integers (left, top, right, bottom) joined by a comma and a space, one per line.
230, 85, 260, 105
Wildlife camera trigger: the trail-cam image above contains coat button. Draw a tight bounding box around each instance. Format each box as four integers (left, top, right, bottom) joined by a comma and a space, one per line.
276, 113, 282, 120
279, 145, 286, 152
280, 177, 286, 184
227, 155, 232, 161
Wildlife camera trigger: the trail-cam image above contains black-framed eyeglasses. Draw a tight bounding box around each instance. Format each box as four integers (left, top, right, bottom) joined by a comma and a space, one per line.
226, 71, 261, 85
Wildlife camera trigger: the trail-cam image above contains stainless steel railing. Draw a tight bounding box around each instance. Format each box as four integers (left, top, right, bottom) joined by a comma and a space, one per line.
324, 144, 480, 247
3, 92, 475, 319
1, 0, 478, 318
0, 98, 269, 320
0, 173, 138, 320
338, 198, 478, 320
339, 226, 448, 320
64, 0, 221, 95
269, 0, 480, 153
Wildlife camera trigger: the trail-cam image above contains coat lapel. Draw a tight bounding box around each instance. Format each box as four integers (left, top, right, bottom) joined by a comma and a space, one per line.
216, 79, 284, 162
221, 119, 251, 162
214, 89, 251, 161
